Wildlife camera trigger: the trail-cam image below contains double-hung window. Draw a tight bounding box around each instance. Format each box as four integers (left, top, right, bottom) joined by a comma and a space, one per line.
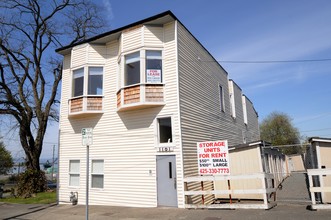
69, 160, 80, 187
91, 160, 104, 189
124, 52, 140, 86
88, 67, 103, 95
146, 51, 162, 83
72, 68, 84, 97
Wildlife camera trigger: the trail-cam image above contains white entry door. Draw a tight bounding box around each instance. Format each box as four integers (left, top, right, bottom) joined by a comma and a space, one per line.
156, 155, 178, 207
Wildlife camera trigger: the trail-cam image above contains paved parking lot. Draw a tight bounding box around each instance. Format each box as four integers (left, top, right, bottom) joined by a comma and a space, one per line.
1, 202, 331, 220
1, 173, 330, 220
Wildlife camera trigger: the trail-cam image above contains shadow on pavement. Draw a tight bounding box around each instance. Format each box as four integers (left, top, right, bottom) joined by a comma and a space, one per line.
3, 203, 57, 220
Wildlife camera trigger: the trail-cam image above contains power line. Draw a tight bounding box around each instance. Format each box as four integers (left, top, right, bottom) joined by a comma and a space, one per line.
218, 58, 331, 64
300, 127, 331, 133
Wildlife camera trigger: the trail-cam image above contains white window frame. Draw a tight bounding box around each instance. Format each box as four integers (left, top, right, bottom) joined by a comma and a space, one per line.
120, 48, 164, 89
156, 116, 174, 147
88, 66, 104, 95
69, 160, 80, 187
228, 81, 236, 118
91, 159, 104, 189
146, 50, 163, 84
72, 68, 84, 97
71, 66, 104, 98
219, 84, 225, 112
124, 51, 141, 87
242, 95, 248, 125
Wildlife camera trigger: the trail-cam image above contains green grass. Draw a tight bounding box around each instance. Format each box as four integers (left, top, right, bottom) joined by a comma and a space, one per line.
0, 191, 56, 204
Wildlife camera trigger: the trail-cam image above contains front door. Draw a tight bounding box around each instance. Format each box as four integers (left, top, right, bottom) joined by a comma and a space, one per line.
156, 155, 178, 207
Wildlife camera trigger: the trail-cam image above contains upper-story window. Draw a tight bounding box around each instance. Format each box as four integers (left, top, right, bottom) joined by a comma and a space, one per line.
72, 67, 103, 97
88, 67, 103, 95
219, 85, 225, 112
123, 50, 163, 87
146, 51, 162, 83
124, 52, 140, 86
73, 68, 84, 97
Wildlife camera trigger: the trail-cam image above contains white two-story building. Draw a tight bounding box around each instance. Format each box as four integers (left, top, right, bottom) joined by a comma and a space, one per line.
56, 11, 259, 208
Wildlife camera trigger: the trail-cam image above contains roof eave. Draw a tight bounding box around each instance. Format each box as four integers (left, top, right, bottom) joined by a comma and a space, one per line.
56, 10, 177, 55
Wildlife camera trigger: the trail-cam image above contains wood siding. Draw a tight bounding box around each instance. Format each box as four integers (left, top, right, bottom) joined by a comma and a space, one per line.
176, 23, 260, 205
122, 25, 142, 52
58, 21, 183, 207
71, 44, 87, 68
245, 97, 260, 142
214, 146, 264, 200
58, 14, 259, 208
144, 25, 164, 46
123, 85, 140, 104
145, 85, 164, 102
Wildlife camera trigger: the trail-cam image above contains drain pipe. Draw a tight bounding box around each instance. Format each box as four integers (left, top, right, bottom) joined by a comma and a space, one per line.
70, 192, 78, 205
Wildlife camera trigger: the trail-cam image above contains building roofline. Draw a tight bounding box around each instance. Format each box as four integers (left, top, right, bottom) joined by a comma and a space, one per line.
229, 79, 242, 91
309, 137, 331, 143
56, 10, 177, 53
242, 94, 259, 117
55, 10, 229, 76
229, 140, 271, 150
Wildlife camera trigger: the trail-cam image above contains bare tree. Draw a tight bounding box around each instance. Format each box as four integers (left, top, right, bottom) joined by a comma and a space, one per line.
0, 0, 108, 172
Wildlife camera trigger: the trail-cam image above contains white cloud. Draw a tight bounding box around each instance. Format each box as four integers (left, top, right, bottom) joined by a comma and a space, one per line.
101, 0, 114, 21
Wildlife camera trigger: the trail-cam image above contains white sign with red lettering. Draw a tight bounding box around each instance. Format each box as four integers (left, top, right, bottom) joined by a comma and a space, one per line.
197, 140, 230, 175
146, 69, 161, 83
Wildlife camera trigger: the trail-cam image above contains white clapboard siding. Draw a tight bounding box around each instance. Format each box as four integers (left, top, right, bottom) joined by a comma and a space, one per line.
122, 25, 142, 52
87, 44, 107, 64
58, 21, 181, 207
144, 25, 164, 47
71, 44, 87, 68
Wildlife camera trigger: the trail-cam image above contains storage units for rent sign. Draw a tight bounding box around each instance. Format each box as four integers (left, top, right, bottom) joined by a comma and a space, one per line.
197, 140, 230, 175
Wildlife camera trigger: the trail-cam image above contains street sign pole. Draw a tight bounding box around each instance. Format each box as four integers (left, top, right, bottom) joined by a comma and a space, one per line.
82, 128, 92, 220
86, 144, 89, 220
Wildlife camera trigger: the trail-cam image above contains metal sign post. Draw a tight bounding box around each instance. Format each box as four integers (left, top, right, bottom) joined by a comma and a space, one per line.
86, 144, 89, 220
82, 128, 93, 220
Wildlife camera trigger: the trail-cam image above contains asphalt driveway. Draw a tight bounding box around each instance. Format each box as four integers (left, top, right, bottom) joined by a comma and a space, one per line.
1, 202, 331, 220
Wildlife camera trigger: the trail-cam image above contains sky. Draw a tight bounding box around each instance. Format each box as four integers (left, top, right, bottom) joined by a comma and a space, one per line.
2, 0, 331, 160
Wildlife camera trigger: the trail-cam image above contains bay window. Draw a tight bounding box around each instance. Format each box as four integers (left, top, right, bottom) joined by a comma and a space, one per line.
117, 49, 164, 110
72, 67, 103, 97
70, 66, 103, 114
